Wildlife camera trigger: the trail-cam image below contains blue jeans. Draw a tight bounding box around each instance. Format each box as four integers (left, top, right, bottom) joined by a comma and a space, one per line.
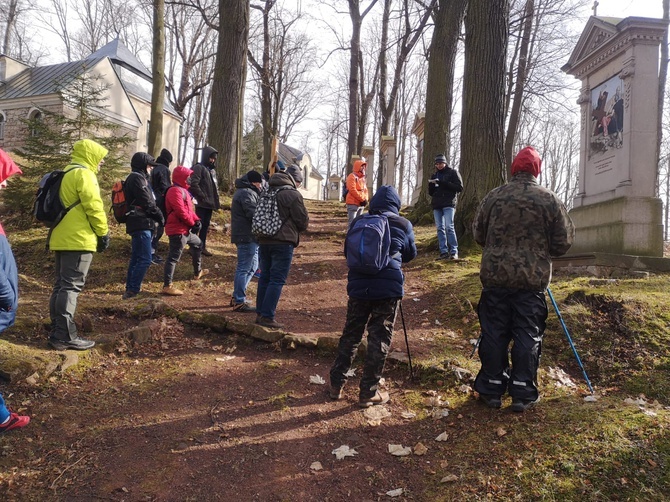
256, 244, 294, 319
433, 207, 458, 256
233, 242, 259, 304
125, 230, 153, 293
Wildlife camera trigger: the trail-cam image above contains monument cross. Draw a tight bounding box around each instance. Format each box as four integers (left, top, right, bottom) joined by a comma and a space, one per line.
592, 1, 598, 16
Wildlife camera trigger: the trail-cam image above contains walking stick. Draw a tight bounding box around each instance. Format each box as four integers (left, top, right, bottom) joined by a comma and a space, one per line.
547, 287, 595, 394
469, 333, 482, 358
398, 301, 414, 380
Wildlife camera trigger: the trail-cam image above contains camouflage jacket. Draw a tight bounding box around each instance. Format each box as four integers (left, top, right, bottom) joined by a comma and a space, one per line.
473, 172, 574, 291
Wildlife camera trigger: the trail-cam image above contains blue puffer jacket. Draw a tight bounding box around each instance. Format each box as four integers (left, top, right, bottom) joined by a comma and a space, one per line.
346, 185, 417, 300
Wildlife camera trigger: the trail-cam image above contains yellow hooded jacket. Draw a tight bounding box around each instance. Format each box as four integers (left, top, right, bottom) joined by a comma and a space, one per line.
48, 139, 109, 252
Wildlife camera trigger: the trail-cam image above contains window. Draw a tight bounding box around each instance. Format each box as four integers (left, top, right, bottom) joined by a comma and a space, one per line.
29, 110, 42, 137
0, 113, 5, 140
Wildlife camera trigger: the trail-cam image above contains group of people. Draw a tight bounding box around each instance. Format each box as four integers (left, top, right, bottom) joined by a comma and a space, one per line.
0, 141, 574, 438
332, 147, 573, 412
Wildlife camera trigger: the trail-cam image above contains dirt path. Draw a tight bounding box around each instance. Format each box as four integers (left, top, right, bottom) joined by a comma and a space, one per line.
1, 201, 483, 501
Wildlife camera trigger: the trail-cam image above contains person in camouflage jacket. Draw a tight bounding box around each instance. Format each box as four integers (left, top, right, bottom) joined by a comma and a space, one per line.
472, 146, 574, 412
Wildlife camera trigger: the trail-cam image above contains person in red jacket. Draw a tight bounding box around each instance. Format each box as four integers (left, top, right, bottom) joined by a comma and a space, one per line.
345, 159, 369, 226
162, 166, 208, 295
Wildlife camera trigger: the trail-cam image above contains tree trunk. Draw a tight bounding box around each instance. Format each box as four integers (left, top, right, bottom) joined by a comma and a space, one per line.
209, 0, 249, 191
457, 0, 509, 248
148, 0, 166, 158
417, 0, 467, 210
504, 0, 534, 170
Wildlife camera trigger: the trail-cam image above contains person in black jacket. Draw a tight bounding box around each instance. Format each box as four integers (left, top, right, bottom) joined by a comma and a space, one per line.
123, 152, 165, 299
428, 153, 463, 260
150, 148, 173, 264
230, 170, 263, 312
189, 146, 220, 256
329, 185, 417, 408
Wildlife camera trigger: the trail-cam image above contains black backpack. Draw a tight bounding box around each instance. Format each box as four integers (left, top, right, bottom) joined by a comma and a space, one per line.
34, 165, 86, 228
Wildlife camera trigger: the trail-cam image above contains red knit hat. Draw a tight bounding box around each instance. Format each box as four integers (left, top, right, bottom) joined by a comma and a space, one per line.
511, 146, 541, 178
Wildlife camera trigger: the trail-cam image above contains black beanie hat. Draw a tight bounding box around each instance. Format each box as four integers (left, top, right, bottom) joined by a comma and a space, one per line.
158, 148, 173, 164
246, 170, 263, 184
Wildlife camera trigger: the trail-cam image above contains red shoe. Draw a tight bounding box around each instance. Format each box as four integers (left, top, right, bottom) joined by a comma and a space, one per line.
0, 412, 30, 433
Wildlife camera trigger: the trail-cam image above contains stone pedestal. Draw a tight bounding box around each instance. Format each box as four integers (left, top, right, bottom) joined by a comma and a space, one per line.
562, 16, 668, 257
327, 175, 342, 201
380, 136, 396, 187
361, 145, 375, 195
568, 196, 663, 256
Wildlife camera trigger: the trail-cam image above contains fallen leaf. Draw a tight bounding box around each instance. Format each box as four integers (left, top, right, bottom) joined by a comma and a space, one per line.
310, 461, 323, 471
584, 395, 599, 402
440, 474, 458, 483
647, 459, 658, 468
345, 368, 356, 377
435, 432, 449, 442
365, 465, 374, 472
215, 356, 236, 362
413, 442, 428, 456
332, 445, 358, 460
515, 459, 523, 468
401, 411, 416, 419
386, 488, 404, 497
309, 375, 326, 385
497, 427, 507, 437
388, 444, 412, 456
364, 406, 391, 421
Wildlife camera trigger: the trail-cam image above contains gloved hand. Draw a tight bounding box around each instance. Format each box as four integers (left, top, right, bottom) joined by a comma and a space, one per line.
97, 233, 111, 253
190, 220, 202, 235
359, 200, 367, 207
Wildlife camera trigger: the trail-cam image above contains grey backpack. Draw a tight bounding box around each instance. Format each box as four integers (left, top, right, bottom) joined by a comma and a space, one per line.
252, 186, 293, 238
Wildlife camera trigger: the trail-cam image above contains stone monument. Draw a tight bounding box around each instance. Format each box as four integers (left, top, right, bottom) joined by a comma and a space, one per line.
562, 16, 668, 257
379, 136, 396, 188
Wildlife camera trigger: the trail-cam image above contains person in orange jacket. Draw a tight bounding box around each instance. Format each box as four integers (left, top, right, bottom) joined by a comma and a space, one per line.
345, 159, 369, 226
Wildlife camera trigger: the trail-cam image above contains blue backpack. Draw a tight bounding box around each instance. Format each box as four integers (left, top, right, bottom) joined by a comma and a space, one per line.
345, 213, 392, 274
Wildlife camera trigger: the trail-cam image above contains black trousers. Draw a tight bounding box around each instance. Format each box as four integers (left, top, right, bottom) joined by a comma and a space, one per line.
195, 207, 213, 251
473, 288, 547, 401
330, 297, 399, 399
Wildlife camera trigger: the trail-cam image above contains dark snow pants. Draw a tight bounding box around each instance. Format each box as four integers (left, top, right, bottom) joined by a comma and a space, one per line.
473, 288, 547, 401
330, 297, 399, 399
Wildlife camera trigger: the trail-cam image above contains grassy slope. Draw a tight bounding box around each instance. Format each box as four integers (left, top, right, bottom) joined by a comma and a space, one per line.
1, 199, 669, 500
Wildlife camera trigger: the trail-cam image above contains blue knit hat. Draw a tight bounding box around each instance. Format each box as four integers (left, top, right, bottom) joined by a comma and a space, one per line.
275, 160, 286, 172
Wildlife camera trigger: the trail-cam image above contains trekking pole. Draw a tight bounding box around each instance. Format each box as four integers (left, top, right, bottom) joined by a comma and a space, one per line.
398, 301, 414, 381
546, 287, 594, 394
469, 333, 482, 358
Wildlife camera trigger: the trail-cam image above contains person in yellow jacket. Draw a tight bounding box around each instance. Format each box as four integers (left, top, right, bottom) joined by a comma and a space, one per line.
345, 159, 368, 226
48, 139, 110, 351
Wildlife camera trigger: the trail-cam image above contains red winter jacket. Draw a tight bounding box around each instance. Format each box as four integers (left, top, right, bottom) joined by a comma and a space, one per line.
165, 166, 199, 236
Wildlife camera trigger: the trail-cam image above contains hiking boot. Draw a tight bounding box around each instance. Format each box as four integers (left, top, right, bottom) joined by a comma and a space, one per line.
438, 253, 450, 260
193, 269, 209, 280
48, 337, 95, 351
201, 248, 213, 257
329, 385, 344, 400
255, 314, 262, 324
450, 253, 459, 260
256, 317, 284, 329
122, 290, 138, 300
479, 394, 502, 409
511, 397, 539, 413
151, 254, 164, 265
232, 302, 256, 313
359, 390, 390, 408
162, 285, 184, 296
0, 412, 30, 434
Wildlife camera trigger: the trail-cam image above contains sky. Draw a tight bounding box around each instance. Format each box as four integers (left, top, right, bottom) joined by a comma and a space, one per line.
598, 0, 663, 18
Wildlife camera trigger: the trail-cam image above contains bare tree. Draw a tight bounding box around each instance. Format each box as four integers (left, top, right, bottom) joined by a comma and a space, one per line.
148, 0, 166, 157
208, 0, 250, 190
416, 0, 467, 210
345, 0, 379, 174
457, 0, 509, 246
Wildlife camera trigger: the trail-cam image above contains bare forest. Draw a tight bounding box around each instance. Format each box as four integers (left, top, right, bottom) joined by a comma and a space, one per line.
2, 0, 670, 235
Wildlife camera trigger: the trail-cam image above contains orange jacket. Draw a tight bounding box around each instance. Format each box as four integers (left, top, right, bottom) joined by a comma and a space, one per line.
345, 160, 368, 205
